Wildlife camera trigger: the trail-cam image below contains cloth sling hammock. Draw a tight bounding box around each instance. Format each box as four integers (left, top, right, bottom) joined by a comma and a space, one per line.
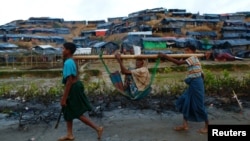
99, 53, 160, 100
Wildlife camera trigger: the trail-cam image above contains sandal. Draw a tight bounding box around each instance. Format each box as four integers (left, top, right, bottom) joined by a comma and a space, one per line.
173, 125, 188, 131
58, 136, 75, 141
97, 126, 104, 139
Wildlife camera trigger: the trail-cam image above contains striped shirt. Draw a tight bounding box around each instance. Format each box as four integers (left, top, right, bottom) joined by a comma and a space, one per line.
185, 56, 202, 78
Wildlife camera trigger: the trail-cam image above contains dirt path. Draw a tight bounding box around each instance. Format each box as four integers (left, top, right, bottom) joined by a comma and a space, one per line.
1, 107, 250, 141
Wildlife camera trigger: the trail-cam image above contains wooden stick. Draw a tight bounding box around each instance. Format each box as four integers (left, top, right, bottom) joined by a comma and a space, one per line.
54, 108, 63, 129
73, 54, 204, 60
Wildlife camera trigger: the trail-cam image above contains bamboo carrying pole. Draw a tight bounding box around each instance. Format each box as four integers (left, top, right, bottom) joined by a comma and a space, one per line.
73, 54, 205, 60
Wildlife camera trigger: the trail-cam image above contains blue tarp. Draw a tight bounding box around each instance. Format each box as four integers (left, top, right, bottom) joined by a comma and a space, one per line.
222, 26, 247, 31
212, 39, 250, 48
92, 41, 119, 55
222, 33, 242, 39
235, 50, 250, 58
0, 43, 18, 49
32, 45, 61, 55
186, 31, 217, 37
97, 22, 114, 29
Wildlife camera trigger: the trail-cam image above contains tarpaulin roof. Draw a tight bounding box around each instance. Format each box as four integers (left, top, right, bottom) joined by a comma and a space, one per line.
0, 24, 17, 31
97, 22, 114, 29
222, 33, 242, 39
91, 41, 119, 55
142, 37, 170, 42
223, 39, 250, 46
0, 49, 29, 55
32, 45, 61, 55
0, 43, 18, 49
161, 18, 220, 23
224, 20, 244, 24
213, 39, 250, 48
4, 34, 64, 40
245, 22, 250, 26
186, 31, 217, 37
92, 41, 119, 49
222, 26, 247, 31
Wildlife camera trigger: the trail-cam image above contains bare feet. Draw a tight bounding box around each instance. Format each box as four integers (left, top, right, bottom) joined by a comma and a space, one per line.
173, 125, 188, 131
97, 126, 104, 139
197, 128, 208, 134
58, 136, 75, 141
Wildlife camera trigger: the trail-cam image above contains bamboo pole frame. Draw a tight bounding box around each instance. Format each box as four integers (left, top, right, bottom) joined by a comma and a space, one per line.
73, 54, 205, 60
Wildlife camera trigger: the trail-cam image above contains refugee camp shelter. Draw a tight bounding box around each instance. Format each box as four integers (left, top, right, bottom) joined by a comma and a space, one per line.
91, 41, 119, 55
97, 22, 114, 30
87, 20, 106, 25
168, 9, 186, 13
31, 45, 62, 64
221, 33, 243, 39
242, 33, 250, 40
186, 31, 217, 39
0, 43, 19, 63
1, 34, 65, 44
214, 39, 250, 49
28, 17, 64, 24
155, 25, 182, 34
0, 23, 17, 34
17, 27, 70, 34
107, 17, 126, 23
223, 20, 245, 27
32, 45, 60, 55
211, 39, 250, 58
80, 30, 96, 37
0, 43, 18, 49
171, 12, 192, 17
141, 37, 169, 50
220, 13, 246, 21
121, 31, 152, 53
73, 37, 90, 47
95, 29, 109, 36
139, 25, 152, 31
74, 48, 92, 55
118, 25, 138, 33
221, 27, 247, 34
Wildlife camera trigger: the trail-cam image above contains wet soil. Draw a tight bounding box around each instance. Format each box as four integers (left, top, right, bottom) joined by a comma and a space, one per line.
0, 94, 250, 141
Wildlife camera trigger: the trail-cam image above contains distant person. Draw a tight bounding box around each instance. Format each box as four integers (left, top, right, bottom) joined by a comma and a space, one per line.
214, 53, 243, 61
59, 42, 103, 141
158, 46, 209, 134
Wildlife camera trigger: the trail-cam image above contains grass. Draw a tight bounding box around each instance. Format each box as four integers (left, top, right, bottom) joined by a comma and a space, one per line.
1, 60, 250, 99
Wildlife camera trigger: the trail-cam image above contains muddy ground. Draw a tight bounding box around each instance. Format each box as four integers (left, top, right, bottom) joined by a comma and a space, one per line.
0, 94, 250, 141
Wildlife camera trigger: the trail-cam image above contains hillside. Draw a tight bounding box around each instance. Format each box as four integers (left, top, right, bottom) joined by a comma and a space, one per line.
0, 8, 250, 59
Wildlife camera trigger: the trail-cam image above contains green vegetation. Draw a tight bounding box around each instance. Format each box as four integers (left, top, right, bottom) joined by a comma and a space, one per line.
0, 77, 63, 105
0, 70, 61, 78
1, 63, 250, 104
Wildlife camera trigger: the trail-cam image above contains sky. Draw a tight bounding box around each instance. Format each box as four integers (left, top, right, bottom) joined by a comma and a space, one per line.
0, 0, 250, 25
